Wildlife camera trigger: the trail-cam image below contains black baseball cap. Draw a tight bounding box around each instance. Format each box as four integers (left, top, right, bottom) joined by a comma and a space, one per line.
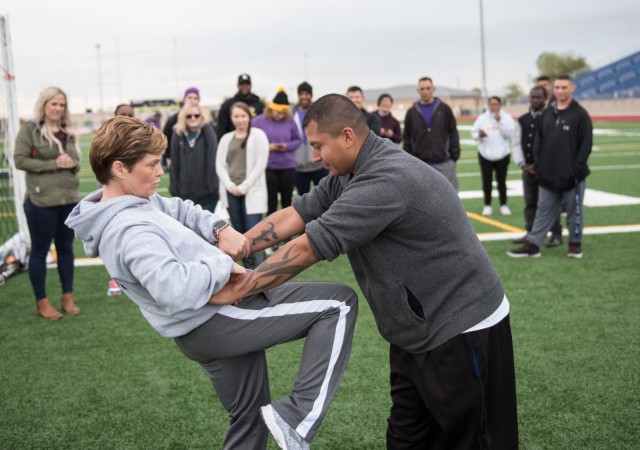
238, 73, 251, 85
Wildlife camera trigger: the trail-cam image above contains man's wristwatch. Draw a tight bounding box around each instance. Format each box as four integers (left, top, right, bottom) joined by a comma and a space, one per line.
212, 220, 230, 241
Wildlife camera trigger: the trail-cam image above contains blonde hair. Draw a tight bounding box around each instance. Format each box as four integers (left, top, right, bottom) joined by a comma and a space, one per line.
264, 104, 292, 120
174, 102, 206, 135
33, 86, 80, 155
90, 116, 166, 185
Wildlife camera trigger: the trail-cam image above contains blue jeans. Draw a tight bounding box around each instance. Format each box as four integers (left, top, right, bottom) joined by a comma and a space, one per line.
296, 168, 329, 196
23, 198, 76, 301
227, 193, 263, 233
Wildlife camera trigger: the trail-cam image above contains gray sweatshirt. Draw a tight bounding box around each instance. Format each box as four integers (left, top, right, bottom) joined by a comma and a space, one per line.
293, 132, 504, 353
65, 191, 233, 337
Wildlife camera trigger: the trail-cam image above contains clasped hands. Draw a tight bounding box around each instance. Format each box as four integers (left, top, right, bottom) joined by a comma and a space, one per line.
56, 153, 76, 170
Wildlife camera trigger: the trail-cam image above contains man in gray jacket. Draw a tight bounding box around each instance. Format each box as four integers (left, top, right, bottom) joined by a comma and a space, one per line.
214, 94, 518, 449
293, 82, 328, 195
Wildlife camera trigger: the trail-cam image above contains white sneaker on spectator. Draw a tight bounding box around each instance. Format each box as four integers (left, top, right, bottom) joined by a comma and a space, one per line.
500, 205, 512, 216
482, 205, 493, 216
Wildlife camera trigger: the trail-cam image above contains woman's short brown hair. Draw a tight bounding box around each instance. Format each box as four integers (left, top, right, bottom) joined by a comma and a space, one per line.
90, 116, 166, 185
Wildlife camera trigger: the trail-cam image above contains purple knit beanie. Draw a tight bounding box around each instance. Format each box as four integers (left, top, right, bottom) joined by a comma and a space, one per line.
183, 87, 200, 100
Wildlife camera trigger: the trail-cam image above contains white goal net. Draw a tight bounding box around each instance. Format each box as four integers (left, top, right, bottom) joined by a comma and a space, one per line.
0, 15, 29, 283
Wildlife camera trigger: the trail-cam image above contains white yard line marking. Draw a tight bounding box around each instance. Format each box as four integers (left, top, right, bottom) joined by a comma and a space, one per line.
459, 179, 640, 206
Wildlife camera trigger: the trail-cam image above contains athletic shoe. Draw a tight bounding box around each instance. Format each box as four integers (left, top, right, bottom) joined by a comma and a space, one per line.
260, 404, 310, 450
500, 205, 511, 216
512, 235, 527, 244
506, 242, 541, 258
546, 234, 563, 248
107, 279, 122, 296
567, 243, 583, 259
482, 205, 493, 216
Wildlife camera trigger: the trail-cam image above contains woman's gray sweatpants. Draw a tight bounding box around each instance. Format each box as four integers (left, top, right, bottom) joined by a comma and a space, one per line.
174, 281, 358, 450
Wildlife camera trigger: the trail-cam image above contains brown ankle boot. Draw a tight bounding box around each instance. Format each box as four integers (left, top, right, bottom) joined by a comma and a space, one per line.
61, 293, 81, 316
36, 298, 63, 320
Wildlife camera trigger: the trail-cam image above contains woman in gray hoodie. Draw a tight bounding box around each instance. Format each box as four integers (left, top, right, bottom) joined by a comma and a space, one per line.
66, 116, 357, 450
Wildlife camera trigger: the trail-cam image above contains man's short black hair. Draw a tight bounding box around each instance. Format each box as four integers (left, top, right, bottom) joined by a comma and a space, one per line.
303, 94, 368, 138
555, 74, 573, 82
530, 85, 547, 97
536, 75, 551, 83
346, 86, 363, 94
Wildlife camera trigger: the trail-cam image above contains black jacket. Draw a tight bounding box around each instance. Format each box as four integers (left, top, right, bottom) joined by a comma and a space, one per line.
162, 113, 179, 157
362, 108, 381, 136
216, 92, 265, 138
402, 99, 460, 163
517, 108, 545, 165
169, 123, 219, 205
534, 99, 593, 192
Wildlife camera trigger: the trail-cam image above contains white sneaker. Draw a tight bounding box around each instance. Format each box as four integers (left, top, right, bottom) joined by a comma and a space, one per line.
482, 205, 492, 216
260, 404, 310, 450
500, 205, 511, 216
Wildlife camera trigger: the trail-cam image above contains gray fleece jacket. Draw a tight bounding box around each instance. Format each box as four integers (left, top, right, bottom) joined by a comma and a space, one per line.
65, 191, 233, 337
293, 132, 504, 353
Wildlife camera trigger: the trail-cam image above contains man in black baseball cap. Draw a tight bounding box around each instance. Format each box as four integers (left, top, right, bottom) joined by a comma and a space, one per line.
216, 74, 265, 138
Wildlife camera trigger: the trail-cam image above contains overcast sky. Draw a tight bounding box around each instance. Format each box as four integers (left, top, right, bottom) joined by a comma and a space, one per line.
2, 0, 639, 116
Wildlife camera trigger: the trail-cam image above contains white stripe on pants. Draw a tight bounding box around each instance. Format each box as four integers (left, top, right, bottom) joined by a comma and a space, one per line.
174, 281, 358, 449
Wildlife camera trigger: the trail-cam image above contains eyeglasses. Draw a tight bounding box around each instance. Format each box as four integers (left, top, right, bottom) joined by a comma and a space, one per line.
186, 114, 201, 119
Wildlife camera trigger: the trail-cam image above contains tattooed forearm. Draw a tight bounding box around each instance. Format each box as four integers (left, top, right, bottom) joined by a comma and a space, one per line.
251, 222, 279, 246
237, 244, 311, 296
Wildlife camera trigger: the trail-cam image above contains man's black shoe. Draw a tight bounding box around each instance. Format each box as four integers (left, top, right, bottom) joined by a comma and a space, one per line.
507, 241, 541, 258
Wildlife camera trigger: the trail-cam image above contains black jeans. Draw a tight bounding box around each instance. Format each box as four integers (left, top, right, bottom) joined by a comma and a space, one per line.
478, 154, 510, 206
266, 168, 296, 215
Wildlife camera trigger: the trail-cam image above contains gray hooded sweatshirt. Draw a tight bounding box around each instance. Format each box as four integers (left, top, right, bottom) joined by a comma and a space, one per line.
293, 132, 504, 353
66, 190, 233, 337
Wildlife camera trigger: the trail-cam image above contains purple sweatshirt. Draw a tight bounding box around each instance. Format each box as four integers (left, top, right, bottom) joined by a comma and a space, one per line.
252, 114, 301, 169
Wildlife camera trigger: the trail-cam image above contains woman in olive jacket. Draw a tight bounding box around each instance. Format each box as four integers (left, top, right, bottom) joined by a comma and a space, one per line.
13, 86, 81, 320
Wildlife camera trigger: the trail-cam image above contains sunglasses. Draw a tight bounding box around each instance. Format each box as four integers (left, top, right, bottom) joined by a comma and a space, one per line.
186, 114, 201, 119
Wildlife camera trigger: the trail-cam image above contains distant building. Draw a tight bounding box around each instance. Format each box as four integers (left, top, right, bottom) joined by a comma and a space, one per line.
363, 85, 483, 119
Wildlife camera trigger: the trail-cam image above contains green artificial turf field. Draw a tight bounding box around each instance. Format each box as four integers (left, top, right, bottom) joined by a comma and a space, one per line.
1, 122, 638, 449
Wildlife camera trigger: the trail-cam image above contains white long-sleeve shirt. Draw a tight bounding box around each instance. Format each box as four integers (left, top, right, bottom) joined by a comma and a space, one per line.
471, 110, 515, 161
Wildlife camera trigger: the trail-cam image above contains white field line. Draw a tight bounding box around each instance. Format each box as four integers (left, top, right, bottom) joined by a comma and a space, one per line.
62, 223, 640, 268
458, 124, 640, 138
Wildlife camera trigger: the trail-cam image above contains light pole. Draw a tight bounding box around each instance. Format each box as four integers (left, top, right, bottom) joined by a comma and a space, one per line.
478, 0, 488, 107
303, 53, 308, 81
96, 44, 104, 124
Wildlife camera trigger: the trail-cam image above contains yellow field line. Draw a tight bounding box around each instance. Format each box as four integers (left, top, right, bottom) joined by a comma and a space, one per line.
466, 211, 524, 233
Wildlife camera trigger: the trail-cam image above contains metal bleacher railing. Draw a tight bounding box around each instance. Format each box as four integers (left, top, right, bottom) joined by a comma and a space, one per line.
574, 51, 640, 99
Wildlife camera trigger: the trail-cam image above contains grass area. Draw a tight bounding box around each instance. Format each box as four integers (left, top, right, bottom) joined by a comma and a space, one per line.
1, 122, 639, 449
1, 234, 638, 449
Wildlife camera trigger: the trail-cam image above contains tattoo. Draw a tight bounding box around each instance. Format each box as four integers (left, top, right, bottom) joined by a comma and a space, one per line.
251, 222, 279, 245
238, 244, 308, 295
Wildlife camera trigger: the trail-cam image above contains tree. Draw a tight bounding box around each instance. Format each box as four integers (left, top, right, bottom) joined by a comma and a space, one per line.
504, 83, 524, 104
535, 52, 591, 80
